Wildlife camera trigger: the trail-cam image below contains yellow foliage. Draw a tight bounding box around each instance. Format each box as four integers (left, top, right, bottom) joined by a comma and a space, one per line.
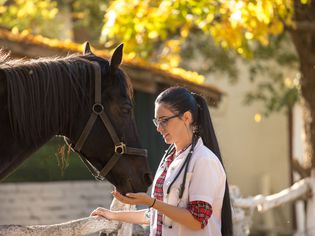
0, 0, 58, 35
0, 5, 6, 14
11, 27, 19, 34
100, 0, 300, 65
180, 25, 190, 38
245, 32, 253, 40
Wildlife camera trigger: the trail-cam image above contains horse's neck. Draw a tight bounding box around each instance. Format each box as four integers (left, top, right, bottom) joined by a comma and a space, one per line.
0, 109, 53, 180
0, 137, 52, 180
0, 73, 54, 180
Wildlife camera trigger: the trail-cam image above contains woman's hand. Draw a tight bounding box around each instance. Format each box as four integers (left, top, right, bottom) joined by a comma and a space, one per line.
90, 207, 115, 220
112, 191, 154, 206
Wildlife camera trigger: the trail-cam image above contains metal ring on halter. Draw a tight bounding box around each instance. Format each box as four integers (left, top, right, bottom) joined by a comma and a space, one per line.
115, 142, 126, 155
92, 103, 104, 114
95, 175, 105, 181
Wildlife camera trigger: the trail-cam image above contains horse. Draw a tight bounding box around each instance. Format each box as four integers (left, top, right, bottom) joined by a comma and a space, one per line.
0, 43, 153, 194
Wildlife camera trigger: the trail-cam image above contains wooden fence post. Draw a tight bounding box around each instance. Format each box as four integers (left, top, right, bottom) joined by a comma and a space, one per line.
306, 170, 315, 235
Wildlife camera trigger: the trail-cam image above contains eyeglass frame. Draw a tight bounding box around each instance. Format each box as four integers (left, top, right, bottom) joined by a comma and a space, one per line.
152, 114, 181, 127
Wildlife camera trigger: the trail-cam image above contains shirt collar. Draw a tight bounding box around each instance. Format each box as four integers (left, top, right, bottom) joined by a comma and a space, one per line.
175, 137, 203, 160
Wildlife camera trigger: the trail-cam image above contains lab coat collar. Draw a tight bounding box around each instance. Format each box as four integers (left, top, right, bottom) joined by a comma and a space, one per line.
174, 137, 203, 160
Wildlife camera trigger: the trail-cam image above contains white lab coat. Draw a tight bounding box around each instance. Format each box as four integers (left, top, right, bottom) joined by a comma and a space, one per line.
149, 137, 226, 236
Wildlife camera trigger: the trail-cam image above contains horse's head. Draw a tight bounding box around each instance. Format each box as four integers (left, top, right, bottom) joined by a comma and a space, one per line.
66, 43, 153, 194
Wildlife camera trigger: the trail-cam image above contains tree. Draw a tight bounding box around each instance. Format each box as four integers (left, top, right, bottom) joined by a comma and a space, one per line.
101, 0, 315, 172
290, 1, 315, 172
0, 0, 107, 43
0, 0, 59, 37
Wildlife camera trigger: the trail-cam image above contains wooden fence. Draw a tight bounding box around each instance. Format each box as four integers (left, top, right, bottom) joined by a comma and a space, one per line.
0, 171, 314, 236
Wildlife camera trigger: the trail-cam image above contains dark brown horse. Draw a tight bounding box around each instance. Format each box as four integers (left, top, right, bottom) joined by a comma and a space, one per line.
0, 43, 153, 194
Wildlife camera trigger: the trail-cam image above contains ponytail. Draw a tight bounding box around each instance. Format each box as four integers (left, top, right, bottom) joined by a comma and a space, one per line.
193, 93, 233, 236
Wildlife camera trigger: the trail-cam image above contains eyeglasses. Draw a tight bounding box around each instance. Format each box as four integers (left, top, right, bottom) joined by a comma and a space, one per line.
152, 114, 180, 127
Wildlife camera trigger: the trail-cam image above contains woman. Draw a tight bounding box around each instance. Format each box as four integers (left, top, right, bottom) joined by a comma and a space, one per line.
91, 86, 233, 235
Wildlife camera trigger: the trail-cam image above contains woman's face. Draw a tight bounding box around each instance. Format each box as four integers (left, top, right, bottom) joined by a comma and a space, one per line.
154, 103, 191, 145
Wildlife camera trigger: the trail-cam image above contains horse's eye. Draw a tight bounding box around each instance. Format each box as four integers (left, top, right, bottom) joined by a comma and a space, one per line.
121, 107, 131, 115
120, 101, 132, 116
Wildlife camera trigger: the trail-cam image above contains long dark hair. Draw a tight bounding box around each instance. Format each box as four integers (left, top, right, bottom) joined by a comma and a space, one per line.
155, 86, 233, 235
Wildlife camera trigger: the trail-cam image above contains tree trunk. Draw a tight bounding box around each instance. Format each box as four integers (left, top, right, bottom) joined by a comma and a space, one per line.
290, 0, 315, 171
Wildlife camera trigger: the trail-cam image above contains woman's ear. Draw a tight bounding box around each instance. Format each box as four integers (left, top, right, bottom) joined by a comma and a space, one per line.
183, 111, 193, 126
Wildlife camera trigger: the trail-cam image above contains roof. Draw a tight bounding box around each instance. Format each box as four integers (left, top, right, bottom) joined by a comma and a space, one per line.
0, 28, 223, 106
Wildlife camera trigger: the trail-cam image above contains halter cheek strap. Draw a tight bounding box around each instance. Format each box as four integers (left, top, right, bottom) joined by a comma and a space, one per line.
74, 61, 147, 180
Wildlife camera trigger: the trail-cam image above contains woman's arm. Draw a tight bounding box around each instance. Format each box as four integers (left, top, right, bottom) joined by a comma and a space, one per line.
90, 207, 149, 225
113, 191, 202, 230
152, 198, 202, 230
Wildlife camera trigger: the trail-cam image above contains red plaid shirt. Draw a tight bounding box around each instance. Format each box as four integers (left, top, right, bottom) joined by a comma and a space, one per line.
153, 149, 212, 235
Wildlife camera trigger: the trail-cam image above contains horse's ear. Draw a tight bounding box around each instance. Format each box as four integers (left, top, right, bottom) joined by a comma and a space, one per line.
110, 44, 123, 73
83, 41, 92, 55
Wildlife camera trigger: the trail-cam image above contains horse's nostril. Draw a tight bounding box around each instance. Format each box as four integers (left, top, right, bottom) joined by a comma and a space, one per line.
144, 172, 153, 186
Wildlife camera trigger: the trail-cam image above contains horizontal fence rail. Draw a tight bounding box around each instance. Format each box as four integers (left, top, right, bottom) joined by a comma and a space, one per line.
0, 172, 314, 236
0, 217, 120, 236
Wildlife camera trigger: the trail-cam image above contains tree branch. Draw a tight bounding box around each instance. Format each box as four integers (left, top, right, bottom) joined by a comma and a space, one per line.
288, 21, 315, 32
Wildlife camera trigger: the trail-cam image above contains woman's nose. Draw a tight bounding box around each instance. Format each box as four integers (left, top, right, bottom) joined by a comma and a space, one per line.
156, 123, 163, 133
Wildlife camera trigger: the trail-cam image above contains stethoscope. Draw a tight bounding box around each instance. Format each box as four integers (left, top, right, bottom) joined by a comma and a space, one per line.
157, 135, 198, 229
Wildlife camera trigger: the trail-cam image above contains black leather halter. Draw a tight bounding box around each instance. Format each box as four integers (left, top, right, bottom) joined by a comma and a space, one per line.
74, 61, 147, 181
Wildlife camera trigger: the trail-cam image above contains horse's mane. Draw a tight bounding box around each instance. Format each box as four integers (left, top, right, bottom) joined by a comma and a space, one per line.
0, 50, 133, 146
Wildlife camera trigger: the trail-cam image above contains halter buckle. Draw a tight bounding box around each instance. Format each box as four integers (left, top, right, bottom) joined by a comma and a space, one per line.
115, 142, 126, 155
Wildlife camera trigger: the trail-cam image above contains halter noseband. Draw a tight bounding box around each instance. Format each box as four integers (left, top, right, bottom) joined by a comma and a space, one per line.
74, 61, 147, 181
